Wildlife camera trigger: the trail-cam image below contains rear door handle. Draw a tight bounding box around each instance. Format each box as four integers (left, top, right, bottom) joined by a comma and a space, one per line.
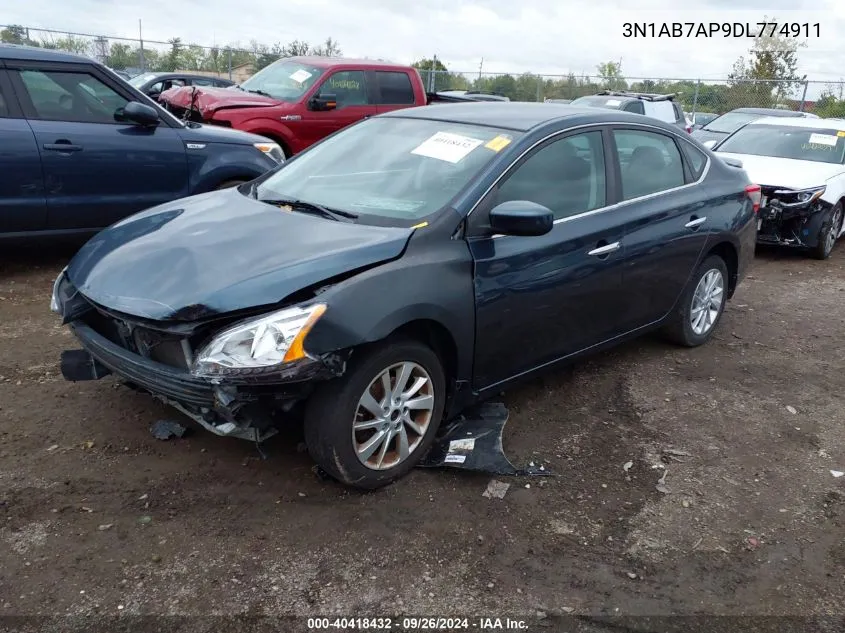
587, 241, 620, 257
43, 142, 83, 152
685, 216, 706, 229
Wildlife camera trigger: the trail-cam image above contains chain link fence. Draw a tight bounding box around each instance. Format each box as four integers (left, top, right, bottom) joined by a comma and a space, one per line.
5, 25, 845, 117
417, 70, 839, 116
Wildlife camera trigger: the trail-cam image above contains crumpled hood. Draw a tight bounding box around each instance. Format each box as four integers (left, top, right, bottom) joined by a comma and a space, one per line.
66, 188, 413, 321
716, 152, 845, 190
159, 85, 283, 117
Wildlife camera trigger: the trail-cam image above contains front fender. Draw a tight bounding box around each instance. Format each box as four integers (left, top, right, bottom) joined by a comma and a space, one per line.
233, 119, 296, 151
187, 143, 279, 193
305, 232, 476, 383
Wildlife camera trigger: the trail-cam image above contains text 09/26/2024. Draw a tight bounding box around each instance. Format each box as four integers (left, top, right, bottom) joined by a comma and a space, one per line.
622, 22, 820, 38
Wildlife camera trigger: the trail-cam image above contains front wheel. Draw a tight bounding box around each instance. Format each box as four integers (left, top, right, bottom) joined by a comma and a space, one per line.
812, 202, 843, 260
664, 254, 729, 347
304, 339, 446, 490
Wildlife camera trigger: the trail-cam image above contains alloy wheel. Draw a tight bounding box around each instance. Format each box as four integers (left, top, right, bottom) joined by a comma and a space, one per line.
690, 269, 725, 336
352, 362, 435, 470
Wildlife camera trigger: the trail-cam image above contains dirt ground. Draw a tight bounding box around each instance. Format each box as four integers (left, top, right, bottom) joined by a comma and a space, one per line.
1, 242, 844, 631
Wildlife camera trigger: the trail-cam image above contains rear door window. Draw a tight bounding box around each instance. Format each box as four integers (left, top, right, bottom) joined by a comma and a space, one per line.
375, 71, 415, 105
613, 128, 686, 199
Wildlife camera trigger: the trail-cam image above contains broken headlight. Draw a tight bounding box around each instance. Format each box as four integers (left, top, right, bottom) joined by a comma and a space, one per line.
774, 185, 826, 208
192, 303, 326, 377
50, 267, 68, 314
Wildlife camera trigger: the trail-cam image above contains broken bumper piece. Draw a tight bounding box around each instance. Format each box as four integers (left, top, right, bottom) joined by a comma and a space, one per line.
62, 322, 333, 442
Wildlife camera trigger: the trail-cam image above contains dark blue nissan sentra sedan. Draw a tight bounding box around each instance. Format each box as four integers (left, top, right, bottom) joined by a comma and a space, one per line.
52, 103, 758, 489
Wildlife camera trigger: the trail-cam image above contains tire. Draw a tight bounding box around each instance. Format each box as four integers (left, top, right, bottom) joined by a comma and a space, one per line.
664, 254, 729, 347
812, 202, 843, 260
304, 339, 446, 490
215, 179, 247, 190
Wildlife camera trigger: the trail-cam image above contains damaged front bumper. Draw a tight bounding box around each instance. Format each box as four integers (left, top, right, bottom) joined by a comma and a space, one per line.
56, 276, 345, 442
756, 185, 831, 249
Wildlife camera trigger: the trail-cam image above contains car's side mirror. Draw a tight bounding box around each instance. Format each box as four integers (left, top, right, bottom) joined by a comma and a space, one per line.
117, 101, 160, 127
489, 200, 554, 237
309, 93, 337, 111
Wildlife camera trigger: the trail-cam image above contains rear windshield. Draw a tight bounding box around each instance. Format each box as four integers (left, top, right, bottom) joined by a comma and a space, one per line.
128, 73, 158, 88
570, 95, 625, 110
718, 124, 845, 164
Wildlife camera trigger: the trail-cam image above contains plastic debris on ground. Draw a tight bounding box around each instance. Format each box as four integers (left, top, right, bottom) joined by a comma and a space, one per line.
831, 470, 844, 478
482, 479, 510, 499
418, 402, 553, 476
149, 420, 189, 440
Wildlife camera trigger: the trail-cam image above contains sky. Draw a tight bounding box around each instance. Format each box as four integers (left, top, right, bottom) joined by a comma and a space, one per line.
5, 0, 845, 87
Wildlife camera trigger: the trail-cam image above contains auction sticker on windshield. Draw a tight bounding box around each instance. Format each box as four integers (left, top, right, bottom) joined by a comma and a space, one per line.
606, 99, 622, 106
485, 134, 512, 152
289, 69, 313, 83
412, 132, 484, 163
808, 133, 838, 147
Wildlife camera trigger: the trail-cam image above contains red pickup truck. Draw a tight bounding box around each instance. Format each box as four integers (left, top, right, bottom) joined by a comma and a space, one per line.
159, 57, 431, 158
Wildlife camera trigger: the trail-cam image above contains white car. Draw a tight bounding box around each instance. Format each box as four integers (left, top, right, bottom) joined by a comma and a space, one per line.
714, 116, 845, 259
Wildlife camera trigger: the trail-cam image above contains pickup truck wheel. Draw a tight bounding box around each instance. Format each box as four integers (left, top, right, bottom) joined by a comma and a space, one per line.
215, 179, 247, 190
664, 254, 728, 347
304, 339, 446, 490
812, 202, 843, 260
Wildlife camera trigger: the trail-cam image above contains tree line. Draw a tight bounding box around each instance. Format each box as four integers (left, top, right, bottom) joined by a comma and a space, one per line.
0, 25, 341, 74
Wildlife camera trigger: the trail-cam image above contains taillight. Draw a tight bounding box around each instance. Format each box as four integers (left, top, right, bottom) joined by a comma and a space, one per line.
745, 183, 761, 214
686, 125, 692, 134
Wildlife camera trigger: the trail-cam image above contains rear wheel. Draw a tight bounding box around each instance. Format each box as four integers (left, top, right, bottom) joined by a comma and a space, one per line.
304, 339, 446, 490
664, 254, 728, 347
812, 202, 843, 260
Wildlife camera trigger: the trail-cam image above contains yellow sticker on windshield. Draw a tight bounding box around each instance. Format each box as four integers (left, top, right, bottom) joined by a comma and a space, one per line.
485, 135, 512, 152
838, 131, 845, 137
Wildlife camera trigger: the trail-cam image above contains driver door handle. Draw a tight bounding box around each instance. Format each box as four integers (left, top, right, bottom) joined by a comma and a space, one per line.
43, 141, 83, 152
587, 241, 621, 256
685, 216, 707, 229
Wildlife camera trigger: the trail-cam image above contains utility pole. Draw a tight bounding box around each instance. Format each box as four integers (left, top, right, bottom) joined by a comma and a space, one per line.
138, 19, 145, 71
478, 57, 484, 81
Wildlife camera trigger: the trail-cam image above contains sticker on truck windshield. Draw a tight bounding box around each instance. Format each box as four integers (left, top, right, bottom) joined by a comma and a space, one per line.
412, 132, 484, 163
808, 133, 838, 147
289, 69, 313, 83
605, 99, 622, 106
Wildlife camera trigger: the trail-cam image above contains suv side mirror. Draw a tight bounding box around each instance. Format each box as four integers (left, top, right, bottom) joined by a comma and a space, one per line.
118, 101, 160, 127
489, 200, 554, 237
309, 93, 337, 111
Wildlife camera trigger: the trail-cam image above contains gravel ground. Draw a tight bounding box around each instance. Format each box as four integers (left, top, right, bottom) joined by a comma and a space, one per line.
1, 243, 844, 632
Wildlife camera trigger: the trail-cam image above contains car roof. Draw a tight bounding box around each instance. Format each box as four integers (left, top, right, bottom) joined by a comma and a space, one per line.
139, 72, 230, 81
0, 43, 92, 63
747, 116, 845, 132
381, 102, 675, 133
284, 56, 412, 70
730, 107, 807, 117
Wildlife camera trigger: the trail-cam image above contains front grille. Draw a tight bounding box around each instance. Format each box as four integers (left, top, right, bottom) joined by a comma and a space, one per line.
61, 277, 194, 371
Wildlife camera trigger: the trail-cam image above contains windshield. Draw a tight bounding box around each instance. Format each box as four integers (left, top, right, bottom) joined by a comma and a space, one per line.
253, 117, 521, 225
570, 95, 623, 110
718, 124, 845, 164
703, 112, 768, 134
239, 60, 324, 100
128, 73, 158, 88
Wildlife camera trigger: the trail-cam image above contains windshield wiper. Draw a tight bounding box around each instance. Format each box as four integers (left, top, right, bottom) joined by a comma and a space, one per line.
247, 89, 274, 98
257, 197, 358, 222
